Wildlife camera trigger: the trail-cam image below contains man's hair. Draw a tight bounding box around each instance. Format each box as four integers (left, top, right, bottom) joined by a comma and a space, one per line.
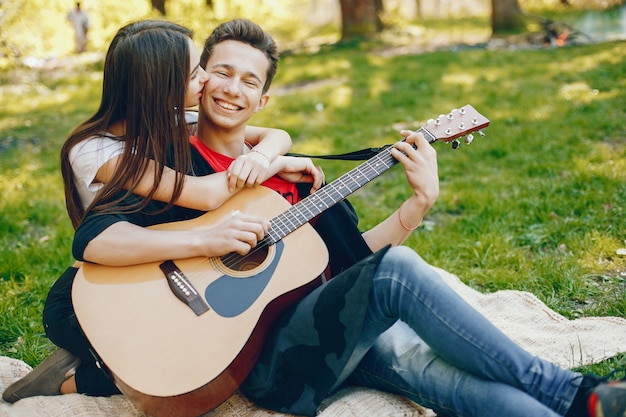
201, 19, 278, 94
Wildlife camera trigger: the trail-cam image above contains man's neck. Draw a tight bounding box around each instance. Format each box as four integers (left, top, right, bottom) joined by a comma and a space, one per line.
196, 114, 247, 158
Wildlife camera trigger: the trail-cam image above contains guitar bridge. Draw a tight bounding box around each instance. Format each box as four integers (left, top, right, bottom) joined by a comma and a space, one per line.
159, 260, 210, 316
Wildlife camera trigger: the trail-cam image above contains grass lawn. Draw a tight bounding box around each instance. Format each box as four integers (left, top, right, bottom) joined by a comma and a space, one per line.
0, 24, 624, 377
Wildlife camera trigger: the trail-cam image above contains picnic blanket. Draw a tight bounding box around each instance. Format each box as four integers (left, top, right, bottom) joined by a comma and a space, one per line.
1, 267, 625, 417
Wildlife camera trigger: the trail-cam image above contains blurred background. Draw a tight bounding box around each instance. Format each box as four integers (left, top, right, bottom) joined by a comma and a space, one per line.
1, 0, 625, 62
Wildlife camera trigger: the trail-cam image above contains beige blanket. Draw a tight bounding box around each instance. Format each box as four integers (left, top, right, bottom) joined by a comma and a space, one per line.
1, 267, 624, 417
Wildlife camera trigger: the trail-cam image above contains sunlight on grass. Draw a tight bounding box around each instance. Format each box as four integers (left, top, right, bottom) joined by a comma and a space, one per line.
441, 72, 478, 86
559, 82, 603, 102
368, 75, 391, 98
578, 231, 625, 270
328, 85, 354, 108
573, 142, 626, 180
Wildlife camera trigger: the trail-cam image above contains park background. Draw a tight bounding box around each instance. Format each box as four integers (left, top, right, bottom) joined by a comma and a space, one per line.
1, 0, 625, 381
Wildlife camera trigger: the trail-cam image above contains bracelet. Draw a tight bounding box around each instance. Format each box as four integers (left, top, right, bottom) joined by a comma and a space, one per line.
398, 201, 419, 231
251, 148, 272, 163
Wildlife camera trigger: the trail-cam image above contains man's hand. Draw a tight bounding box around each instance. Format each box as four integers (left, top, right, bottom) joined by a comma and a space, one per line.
274, 156, 325, 192
392, 130, 439, 212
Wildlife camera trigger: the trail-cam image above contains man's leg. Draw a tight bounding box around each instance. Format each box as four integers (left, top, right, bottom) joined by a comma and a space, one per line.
353, 246, 581, 416
351, 320, 561, 417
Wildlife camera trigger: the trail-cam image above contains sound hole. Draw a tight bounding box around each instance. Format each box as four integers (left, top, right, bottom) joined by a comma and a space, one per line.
220, 244, 271, 274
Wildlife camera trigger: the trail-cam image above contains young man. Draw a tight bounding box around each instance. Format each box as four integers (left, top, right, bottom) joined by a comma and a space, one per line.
186, 19, 624, 417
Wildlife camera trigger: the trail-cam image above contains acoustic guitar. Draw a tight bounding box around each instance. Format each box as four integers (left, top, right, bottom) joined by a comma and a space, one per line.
72, 105, 489, 417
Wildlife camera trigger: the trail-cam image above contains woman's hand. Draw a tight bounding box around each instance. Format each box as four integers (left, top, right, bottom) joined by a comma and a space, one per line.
201, 211, 270, 256
226, 150, 272, 192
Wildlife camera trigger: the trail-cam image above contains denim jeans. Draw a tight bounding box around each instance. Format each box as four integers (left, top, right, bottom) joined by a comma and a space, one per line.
339, 246, 582, 417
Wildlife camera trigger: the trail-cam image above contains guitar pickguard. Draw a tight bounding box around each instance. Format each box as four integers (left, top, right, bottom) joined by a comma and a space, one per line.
205, 241, 284, 317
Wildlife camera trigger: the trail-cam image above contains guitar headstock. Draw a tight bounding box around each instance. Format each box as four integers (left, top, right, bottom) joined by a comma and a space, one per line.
423, 104, 489, 149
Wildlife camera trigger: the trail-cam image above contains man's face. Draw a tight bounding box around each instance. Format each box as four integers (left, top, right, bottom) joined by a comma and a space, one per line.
200, 40, 269, 130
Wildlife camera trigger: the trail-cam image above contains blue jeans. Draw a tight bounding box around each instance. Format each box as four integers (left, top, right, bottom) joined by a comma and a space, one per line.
339, 246, 582, 417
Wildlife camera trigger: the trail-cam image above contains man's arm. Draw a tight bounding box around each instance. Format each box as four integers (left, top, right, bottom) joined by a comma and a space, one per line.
361, 131, 440, 252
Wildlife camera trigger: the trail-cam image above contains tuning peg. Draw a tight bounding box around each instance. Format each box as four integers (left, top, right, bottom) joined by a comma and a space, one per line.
465, 134, 474, 144
451, 139, 460, 149
478, 130, 486, 137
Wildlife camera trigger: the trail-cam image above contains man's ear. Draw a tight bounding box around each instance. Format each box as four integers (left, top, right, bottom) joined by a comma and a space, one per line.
255, 94, 270, 112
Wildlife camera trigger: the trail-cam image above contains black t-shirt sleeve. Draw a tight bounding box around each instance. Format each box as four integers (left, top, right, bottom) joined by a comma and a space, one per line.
72, 195, 204, 261
72, 212, 126, 261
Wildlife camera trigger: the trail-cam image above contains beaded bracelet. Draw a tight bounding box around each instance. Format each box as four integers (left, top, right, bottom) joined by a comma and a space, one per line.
398, 201, 419, 231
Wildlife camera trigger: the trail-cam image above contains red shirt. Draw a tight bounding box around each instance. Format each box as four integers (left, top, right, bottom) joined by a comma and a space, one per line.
190, 136, 301, 205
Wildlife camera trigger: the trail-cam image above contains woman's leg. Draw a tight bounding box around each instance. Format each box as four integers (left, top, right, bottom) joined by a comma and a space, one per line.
43, 267, 120, 396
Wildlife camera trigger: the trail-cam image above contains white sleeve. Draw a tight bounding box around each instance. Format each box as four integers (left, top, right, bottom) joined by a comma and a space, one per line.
185, 110, 198, 135
69, 135, 125, 208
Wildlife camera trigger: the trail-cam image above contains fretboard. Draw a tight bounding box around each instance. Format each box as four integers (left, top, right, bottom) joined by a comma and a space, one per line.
266, 126, 436, 244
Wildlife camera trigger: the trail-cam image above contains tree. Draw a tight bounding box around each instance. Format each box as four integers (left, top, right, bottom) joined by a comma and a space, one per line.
150, 0, 213, 15
491, 0, 526, 35
151, 0, 166, 15
338, 0, 384, 41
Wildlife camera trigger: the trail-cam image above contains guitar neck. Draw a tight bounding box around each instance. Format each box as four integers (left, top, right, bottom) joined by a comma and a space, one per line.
266, 127, 437, 244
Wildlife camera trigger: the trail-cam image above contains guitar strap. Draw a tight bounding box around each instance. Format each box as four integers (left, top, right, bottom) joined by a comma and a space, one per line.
287, 144, 392, 161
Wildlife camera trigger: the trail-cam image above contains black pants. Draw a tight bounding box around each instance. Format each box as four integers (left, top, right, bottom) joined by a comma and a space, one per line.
42, 267, 120, 396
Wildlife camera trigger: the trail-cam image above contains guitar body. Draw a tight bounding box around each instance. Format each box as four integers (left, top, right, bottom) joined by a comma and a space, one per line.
72, 186, 329, 417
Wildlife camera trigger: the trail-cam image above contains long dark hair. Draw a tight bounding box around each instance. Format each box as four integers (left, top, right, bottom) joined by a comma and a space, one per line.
61, 20, 193, 229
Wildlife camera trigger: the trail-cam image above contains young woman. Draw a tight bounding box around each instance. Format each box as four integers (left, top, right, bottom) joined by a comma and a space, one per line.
60, 19, 294, 230
3, 19, 318, 402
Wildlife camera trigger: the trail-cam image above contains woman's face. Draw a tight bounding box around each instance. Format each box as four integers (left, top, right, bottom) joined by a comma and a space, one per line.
184, 37, 209, 108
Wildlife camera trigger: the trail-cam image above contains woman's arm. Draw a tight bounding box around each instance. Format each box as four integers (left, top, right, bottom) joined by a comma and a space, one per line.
225, 126, 292, 190
95, 127, 292, 211
80, 213, 270, 266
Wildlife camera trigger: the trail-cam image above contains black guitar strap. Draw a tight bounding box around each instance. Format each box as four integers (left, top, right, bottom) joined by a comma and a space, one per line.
287, 144, 392, 161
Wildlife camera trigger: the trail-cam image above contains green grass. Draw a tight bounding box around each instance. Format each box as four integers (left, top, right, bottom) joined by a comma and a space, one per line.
0, 24, 624, 377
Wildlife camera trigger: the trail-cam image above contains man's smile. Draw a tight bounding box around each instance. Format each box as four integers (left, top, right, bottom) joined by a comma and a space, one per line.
215, 98, 242, 111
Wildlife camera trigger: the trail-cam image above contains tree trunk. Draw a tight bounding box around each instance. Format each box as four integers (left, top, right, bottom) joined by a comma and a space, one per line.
151, 0, 166, 15
491, 0, 525, 35
339, 0, 383, 41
